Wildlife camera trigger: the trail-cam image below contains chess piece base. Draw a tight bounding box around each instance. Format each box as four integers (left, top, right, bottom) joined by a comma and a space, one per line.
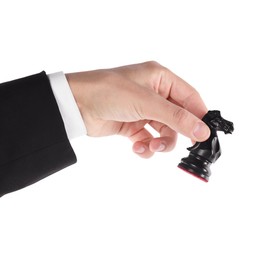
178, 153, 212, 182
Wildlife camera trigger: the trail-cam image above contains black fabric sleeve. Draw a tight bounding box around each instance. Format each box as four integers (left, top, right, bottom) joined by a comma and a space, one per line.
0, 72, 77, 197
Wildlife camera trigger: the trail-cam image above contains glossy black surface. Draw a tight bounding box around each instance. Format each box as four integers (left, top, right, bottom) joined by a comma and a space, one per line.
178, 110, 234, 182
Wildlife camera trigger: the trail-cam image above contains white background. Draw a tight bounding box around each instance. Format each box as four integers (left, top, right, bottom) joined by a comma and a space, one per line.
0, 0, 259, 259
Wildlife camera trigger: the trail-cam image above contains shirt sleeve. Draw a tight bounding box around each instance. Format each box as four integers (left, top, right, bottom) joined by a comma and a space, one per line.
48, 72, 86, 140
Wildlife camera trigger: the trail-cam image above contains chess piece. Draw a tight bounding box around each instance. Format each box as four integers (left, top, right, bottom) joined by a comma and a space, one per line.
178, 110, 234, 182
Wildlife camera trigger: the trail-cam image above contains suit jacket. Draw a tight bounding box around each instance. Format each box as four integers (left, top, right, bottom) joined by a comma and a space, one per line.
0, 72, 76, 197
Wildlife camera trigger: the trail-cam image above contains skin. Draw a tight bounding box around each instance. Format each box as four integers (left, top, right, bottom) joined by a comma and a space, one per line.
66, 61, 210, 158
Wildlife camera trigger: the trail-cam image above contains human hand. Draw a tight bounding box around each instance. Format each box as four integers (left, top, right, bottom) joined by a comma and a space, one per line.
66, 61, 210, 158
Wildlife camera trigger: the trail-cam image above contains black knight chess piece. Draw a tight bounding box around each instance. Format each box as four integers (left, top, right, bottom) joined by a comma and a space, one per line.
178, 110, 234, 182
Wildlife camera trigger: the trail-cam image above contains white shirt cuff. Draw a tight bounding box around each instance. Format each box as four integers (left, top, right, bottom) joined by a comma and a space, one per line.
48, 72, 86, 140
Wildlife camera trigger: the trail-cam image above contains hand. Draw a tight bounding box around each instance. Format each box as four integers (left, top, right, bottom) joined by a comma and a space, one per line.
66, 61, 210, 158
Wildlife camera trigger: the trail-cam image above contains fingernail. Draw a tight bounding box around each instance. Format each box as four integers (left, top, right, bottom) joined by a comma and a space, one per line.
157, 143, 166, 152
193, 122, 210, 140
135, 146, 145, 154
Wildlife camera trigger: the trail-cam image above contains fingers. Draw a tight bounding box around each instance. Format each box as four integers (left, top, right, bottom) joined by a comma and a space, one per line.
114, 61, 210, 142
115, 61, 208, 119
148, 121, 178, 152
167, 74, 208, 119
129, 121, 178, 158
149, 62, 208, 119
130, 127, 154, 158
141, 93, 210, 142
132, 141, 153, 159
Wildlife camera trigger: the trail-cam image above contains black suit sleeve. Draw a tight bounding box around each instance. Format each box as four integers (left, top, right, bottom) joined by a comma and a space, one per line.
0, 72, 77, 197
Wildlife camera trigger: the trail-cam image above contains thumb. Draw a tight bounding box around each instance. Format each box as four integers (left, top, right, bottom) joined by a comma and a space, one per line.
143, 95, 210, 142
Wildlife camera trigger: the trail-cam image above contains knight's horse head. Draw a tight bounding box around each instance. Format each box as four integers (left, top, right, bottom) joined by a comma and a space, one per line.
203, 110, 234, 134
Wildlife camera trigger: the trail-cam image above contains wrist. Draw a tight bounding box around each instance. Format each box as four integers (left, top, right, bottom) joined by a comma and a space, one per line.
65, 72, 93, 134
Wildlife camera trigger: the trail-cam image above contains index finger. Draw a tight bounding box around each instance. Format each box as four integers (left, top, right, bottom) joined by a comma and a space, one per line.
166, 72, 208, 119
114, 61, 208, 119
117, 61, 208, 118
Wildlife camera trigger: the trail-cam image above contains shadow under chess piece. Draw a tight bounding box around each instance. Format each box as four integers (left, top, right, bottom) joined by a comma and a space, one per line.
178, 110, 234, 182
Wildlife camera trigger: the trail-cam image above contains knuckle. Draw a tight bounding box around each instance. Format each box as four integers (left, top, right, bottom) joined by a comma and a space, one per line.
143, 61, 166, 84
172, 108, 189, 125
182, 89, 201, 109
144, 60, 162, 71
190, 89, 200, 100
